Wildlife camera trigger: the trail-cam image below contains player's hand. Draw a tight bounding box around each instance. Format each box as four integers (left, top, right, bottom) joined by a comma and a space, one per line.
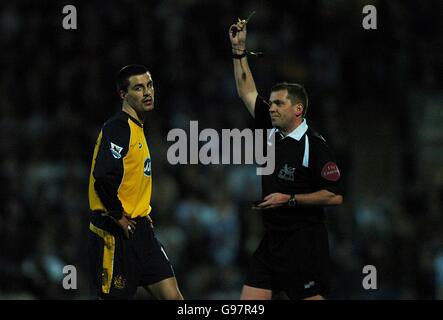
229, 19, 247, 51
252, 193, 291, 210
114, 215, 137, 238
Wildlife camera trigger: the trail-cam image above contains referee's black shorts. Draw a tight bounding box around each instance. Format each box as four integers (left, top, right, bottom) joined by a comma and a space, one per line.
88, 213, 175, 299
244, 223, 330, 299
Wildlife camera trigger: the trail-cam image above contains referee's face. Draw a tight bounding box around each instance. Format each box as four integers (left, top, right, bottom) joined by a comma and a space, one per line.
125, 72, 155, 113
269, 89, 298, 132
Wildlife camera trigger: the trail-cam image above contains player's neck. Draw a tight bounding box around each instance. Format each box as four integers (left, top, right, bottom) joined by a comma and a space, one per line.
122, 104, 145, 124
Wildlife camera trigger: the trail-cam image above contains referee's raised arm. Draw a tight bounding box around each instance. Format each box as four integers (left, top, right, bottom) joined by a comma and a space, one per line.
229, 20, 258, 117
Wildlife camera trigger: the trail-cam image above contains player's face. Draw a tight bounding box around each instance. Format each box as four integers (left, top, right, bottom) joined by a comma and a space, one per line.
125, 73, 155, 113
269, 89, 297, 131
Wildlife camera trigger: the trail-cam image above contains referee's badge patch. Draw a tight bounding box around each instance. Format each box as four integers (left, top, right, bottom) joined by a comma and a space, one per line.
110, 142, 123, 159
321, 162, 340, 181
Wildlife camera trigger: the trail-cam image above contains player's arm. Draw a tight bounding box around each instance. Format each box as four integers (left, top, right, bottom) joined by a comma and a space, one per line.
229, 20, 258, 116
93, 119, 129, 218
93, 119, 136, 236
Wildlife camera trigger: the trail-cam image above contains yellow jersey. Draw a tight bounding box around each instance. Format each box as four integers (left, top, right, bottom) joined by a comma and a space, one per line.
88, 111, 152, 219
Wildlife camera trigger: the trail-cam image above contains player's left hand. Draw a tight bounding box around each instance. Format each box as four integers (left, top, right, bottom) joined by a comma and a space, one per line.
253, 193, 291, 210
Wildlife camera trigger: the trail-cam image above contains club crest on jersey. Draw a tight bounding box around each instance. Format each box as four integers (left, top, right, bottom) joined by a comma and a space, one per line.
113, 275, 126, 290
144, 157, 151, 176
110, 142, 123, 159
278, 164, 295, 182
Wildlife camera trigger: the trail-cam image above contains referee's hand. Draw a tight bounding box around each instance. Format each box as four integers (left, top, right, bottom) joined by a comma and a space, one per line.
229, 20, 247, 49
253, 193, 291, 210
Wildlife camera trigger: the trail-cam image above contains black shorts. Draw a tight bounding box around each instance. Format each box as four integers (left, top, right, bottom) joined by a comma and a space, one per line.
244, 223, 330, 299
88, 213, 175, 299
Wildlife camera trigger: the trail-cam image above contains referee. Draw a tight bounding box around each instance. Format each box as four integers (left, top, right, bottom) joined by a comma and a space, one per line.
229, 20, 343, 300
88, 65, 183, 300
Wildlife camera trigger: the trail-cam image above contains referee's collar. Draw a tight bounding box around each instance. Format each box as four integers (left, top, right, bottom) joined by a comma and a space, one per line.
274, 119, 308, 141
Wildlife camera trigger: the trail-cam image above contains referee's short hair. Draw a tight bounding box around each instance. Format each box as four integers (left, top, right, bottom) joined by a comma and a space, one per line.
116, 64, 149, 93
271, 82, 309, 117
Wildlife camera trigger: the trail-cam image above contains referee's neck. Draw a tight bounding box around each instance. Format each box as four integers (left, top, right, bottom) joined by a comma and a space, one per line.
280, 118, 304, 135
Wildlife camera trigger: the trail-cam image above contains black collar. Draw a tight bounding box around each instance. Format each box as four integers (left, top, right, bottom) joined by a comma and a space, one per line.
119, 110, 143, 128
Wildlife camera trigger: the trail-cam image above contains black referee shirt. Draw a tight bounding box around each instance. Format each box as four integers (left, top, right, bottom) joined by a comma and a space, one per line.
255, 95, 343, 231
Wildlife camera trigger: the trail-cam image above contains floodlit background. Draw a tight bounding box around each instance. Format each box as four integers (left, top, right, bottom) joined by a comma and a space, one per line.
0, 0, 442, 299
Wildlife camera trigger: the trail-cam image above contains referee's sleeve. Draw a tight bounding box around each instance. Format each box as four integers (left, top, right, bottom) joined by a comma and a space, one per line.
254, 95, 273, 130
93, 119, 130, 217
312, 139, 343, 195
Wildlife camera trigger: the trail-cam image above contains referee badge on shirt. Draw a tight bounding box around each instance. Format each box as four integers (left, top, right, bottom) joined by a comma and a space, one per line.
321, 162, 340, 181
110, 142, 123, 159
278, 164, 295, 182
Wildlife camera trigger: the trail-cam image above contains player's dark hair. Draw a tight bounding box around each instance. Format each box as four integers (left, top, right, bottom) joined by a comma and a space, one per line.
271, 82, 309, 117
116, 64, 149, 93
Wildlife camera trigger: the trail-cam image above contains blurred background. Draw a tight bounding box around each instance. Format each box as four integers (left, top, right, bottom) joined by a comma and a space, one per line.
0, 0, 442, 299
